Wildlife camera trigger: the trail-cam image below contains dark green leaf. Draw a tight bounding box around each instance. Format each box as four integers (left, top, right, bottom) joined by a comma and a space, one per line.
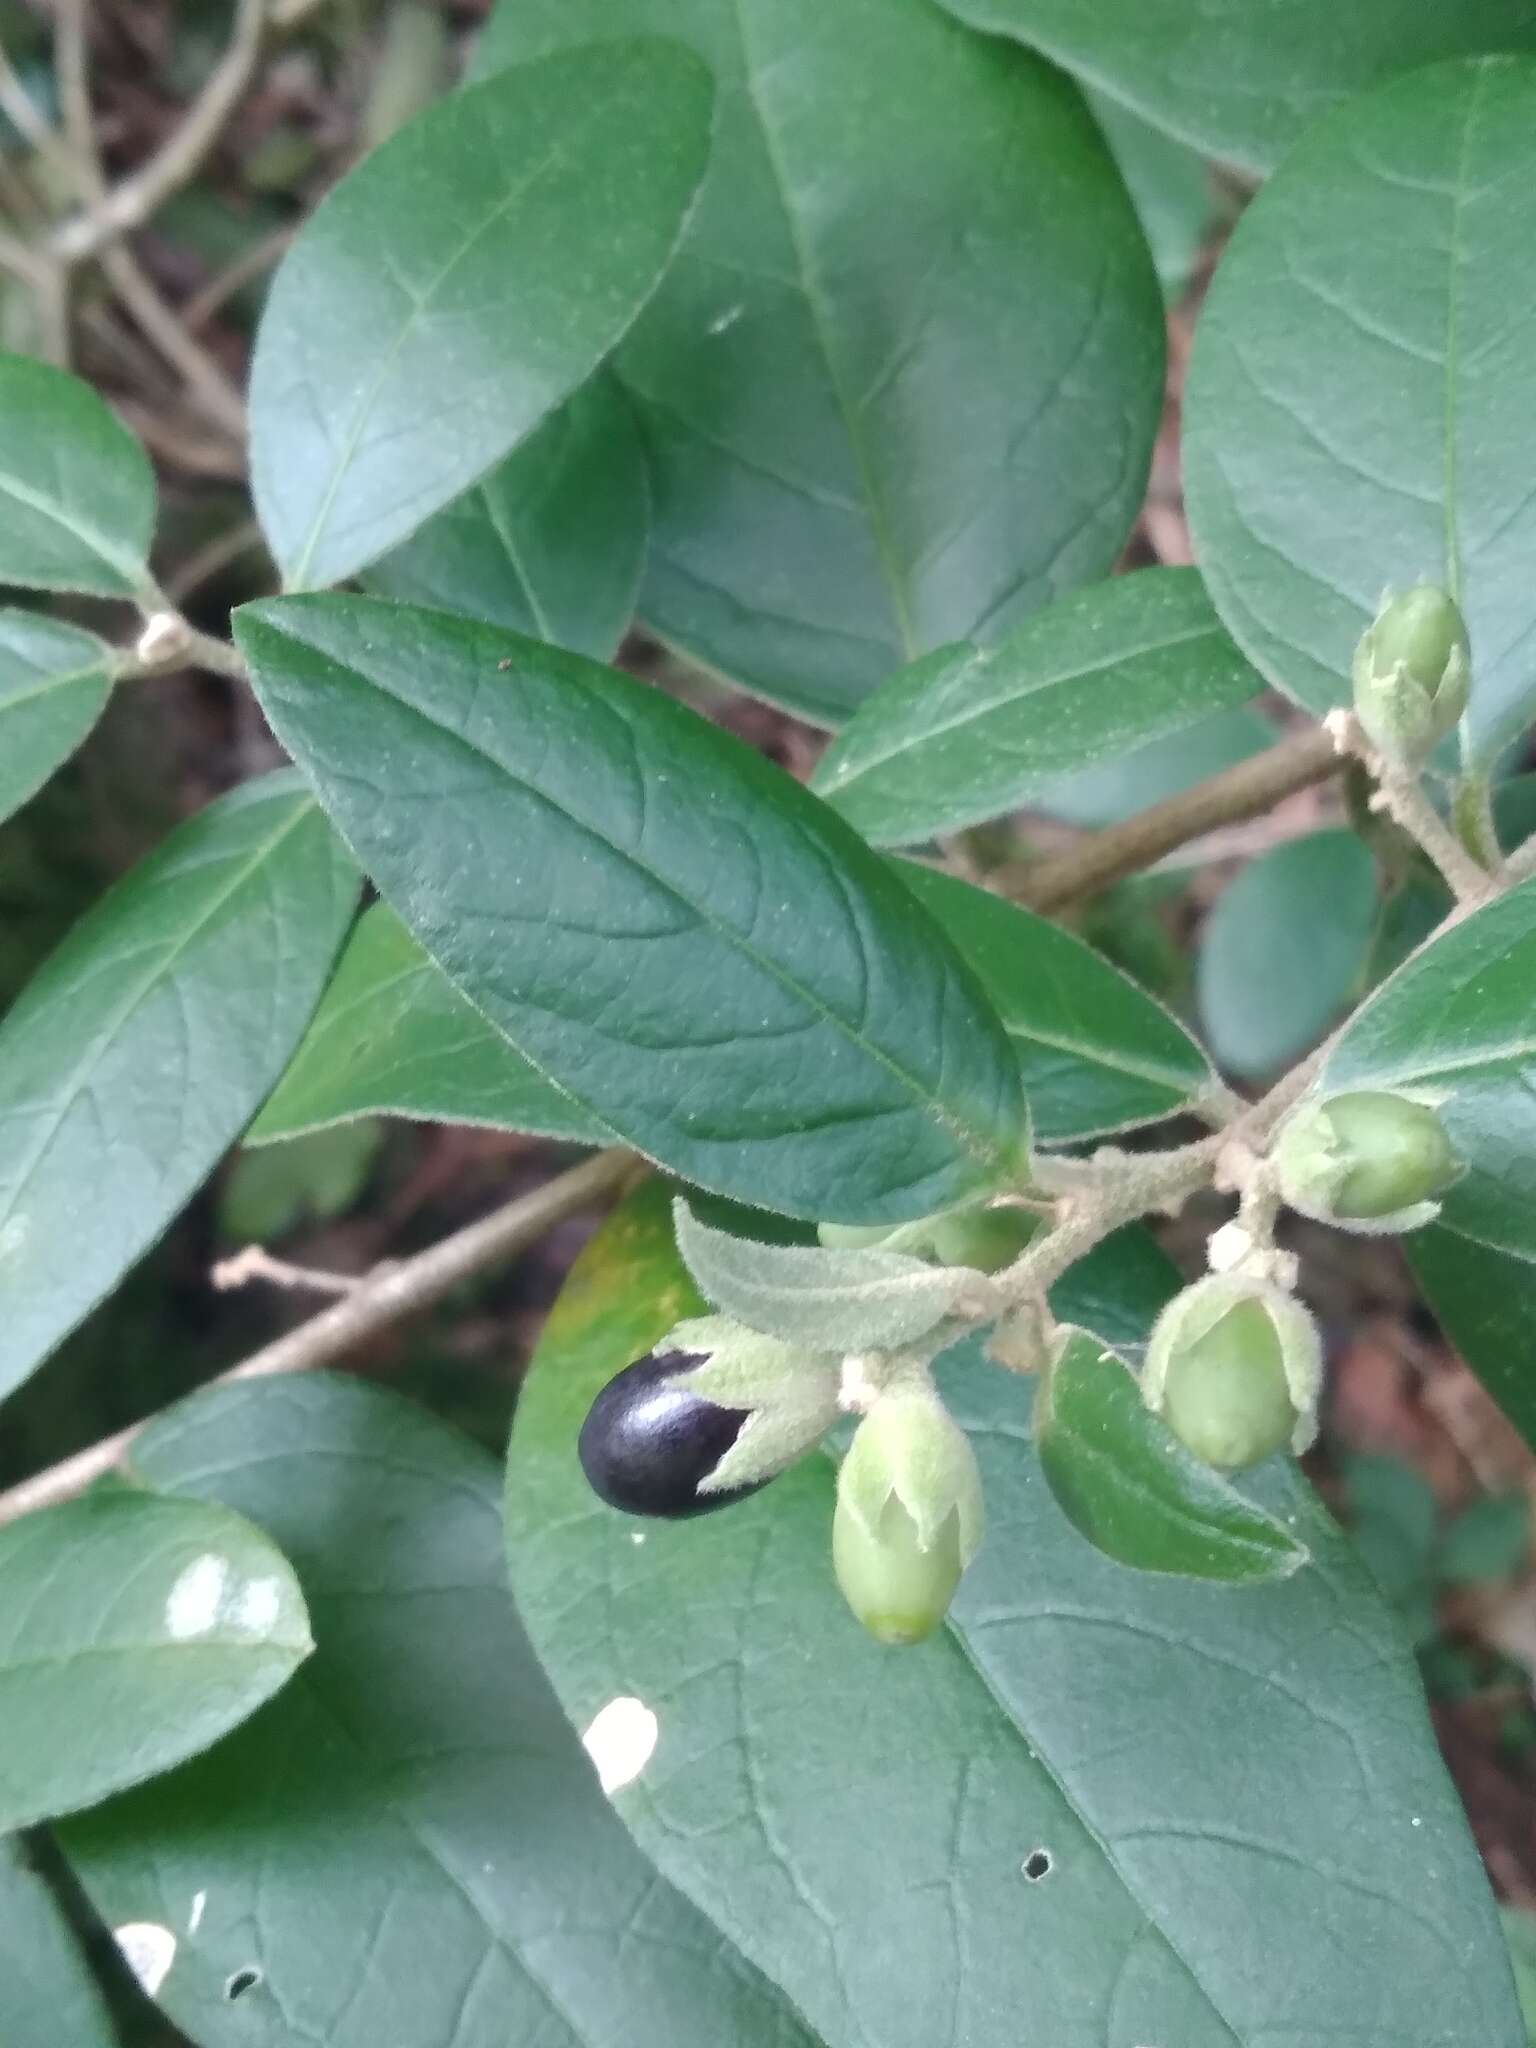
0, 1491, 310, 1831
895, 861, 1215, 1141
248, 900, 611, 1147
59, 1374, 817, 2048
505, 1181, 1520, 2048
1184, 57, 1536, 761
0, 773, 357, 1403
1322, 876, 1536, 1446
814, 568, 1262, 843
1035, 1326, 1307, 1581
478, 0, 1164, 726
0, 1837, 116, 2047
0, 610, 116, 825
1198, 830, 1377, 1080
930, 0, 1536, 171
364, 376, 647, 658
0, 354, 155, 597
236, 596, 1027, 1223
248, 39, 713, 590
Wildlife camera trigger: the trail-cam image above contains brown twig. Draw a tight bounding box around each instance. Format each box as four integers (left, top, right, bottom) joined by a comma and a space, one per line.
51, 0, 268, 263
997, 725, 1343, 914
0, 1147, 636, 1526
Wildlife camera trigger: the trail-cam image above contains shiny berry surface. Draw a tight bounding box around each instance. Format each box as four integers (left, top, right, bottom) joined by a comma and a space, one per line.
577, 1348, 761, 1518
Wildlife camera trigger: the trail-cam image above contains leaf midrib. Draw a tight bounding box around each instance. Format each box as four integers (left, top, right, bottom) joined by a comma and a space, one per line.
0, 651, 115, 717
0, 466, 146, 594
271, 629, 1017, 1182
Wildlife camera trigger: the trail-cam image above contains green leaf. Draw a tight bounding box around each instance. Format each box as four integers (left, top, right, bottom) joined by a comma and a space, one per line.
247, 900, 611, 1146
1184, 57, 1536, 761
58, 1374, 818, 2048
0, 354, 156, 597
1198, 830, 1378, 1080
674, 1197, 979, 1350
0, 772, 357, 1404
478, 0, 1164, 726
930, 0, 1536, 172
1439, 1492, 1530, 1587
895, 861, 1215, 1142
506, 1180, 1521, 2048
0, 1490, 310, 1831
1322, 876, 1536, 1445
248, 39, 713, 590
0, 1837, 116, 2048
236, 595, 1027, 1223
0, 610, 116, 826
364, 375, 647, 659
219, 1121, 384, 1242
813, 568, 1262, 843
1088, 94, 1214, 303
1035, 1326, 1307, 1582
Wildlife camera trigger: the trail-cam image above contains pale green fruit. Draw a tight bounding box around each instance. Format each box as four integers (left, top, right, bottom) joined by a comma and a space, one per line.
833, 1387, 983, 1644
1352, 584, 1470, 761
1143, 1276, 1322, 1471
1274, 1092, 1460, 1229
833, 1492, 965, 1645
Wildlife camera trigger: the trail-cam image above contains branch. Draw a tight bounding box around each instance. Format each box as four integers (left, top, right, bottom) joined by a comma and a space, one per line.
52, 0, 267, 263
0, 1147, 637, 1527
997, 725, 1342, 914
1325, 712, 1493, 906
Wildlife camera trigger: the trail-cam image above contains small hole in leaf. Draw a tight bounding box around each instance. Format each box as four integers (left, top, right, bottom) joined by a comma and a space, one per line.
224, 1967, 262, 2002
1022, 1849, 1052, 1881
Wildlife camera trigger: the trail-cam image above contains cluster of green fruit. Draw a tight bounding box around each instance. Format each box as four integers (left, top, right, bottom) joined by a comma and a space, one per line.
578, 1087, 1460, 1643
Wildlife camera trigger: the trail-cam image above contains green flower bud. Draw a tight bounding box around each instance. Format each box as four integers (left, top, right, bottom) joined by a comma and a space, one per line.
832, 1387, 983, 1644
1273, 1091, 1461, 1233
1352, 584, 1471, 762
1143, 1275, 1322, 1471
818, 1204, 1034, 1273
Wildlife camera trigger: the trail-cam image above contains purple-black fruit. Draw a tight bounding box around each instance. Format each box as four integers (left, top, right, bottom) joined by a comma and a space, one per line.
578, 1348, 766, 1518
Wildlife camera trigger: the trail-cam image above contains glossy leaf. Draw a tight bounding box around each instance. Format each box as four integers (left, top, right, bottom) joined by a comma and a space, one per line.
1184, 57, 1536, 761
506, 1180, 1519, 2048
364, 375, 648, 658
931, 0, 1536, 171
248, 39, 713, 590
1198, 830, 1377, 1080
0, 1490, 310, 1831
814, 568, 1263, 843
0, 354, 155, 597
0, 1837, 116, 2048
1322, 877, 1536, 1445
478, 0, 1164, 726
896, 861, 1215, 1142
1035, 1326, 1307, 1581
248, 901, 611, 1146
0, 773, 356, 1402
237, 595, 1027, 1223
59, 1374, 818, 2048
0, 610, 116, 825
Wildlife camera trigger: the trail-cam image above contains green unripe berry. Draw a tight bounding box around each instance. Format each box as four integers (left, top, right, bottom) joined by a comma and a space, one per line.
925, 1205, 1035, 1274
1159, 1298, 1298, 1470
1143, 1276, 1322, 1471
832, 1386, 983, 1645
833, 1491, 965, 1645
1352, 584, 1471, 762
1274, 1091, 1461, 1230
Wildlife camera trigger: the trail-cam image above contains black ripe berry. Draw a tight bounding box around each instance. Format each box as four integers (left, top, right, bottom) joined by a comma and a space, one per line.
578, 1348, 762, 1519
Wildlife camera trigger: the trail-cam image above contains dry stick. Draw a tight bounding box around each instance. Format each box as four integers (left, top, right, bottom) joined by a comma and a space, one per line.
0, 1147, 636, 1527
52, 0, 267, 262
998, 725, 1342, 915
